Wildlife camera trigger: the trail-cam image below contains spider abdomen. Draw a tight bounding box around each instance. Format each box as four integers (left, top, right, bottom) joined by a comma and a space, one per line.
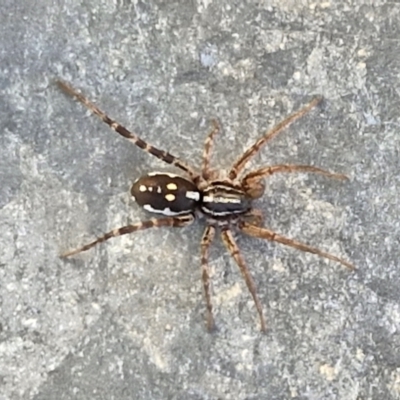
131, 172, 200, 216
201, 183, 251, 217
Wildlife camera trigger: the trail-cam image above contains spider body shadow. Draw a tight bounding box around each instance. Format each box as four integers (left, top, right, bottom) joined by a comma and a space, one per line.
57, 80, 355, 332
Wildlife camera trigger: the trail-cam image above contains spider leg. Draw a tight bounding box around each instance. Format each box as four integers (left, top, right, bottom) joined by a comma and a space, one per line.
56, 80, 199, 180
60, 214, 194, 258
201, 119, 221, 180
239, 221, 355, 270
244, 165, 348, 181
243, 208, 264, 227
221, 228, 267, 332
242, 164, 348, 199
200, 225, 216, 331
229, 96, 323, 180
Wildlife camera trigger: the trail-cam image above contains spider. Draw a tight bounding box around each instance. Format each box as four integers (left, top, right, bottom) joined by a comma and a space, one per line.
57, 80, 355, 332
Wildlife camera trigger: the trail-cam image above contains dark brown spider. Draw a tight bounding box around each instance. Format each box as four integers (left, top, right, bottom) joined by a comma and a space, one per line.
57, 80, 355, 332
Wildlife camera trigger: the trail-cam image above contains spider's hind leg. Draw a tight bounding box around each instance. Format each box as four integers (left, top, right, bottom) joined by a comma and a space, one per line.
56, 80, 199, 180
61, 214, 195, 258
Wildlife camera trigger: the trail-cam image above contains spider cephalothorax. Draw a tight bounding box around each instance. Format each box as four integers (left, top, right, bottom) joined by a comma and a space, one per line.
58, 80, 355, 332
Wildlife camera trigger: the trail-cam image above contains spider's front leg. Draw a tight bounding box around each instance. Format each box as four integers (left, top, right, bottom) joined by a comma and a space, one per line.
239, 221, 355, 270
229, 96, 323, 179
201, 119, 221, 181
243, 208, 264, 227
61, 214, 194, 258
241, 164, 348, 199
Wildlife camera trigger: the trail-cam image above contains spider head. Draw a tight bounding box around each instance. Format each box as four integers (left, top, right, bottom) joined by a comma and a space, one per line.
200, 181, 252, 217
242, 175, 266, 199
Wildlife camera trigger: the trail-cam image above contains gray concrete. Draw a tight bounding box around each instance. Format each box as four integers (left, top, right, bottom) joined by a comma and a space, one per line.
1, 1, 399, 399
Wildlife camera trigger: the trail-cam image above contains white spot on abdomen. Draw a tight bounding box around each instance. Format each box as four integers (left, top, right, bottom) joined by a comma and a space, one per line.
186, 191, 200, 201
148, 171, 179, 178
143, 204, 189, 216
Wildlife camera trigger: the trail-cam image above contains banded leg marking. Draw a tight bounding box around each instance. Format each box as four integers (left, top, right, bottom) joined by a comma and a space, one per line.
229, 96, 323, 179
243, 164, 348, 182
221, 229, 267, 332
200, 225, 216, 332
242, 164, 348, 198
201, 119, 221, 179
61, 214, 195, 258
240, 222, 355, 270
56, 80, 198, 179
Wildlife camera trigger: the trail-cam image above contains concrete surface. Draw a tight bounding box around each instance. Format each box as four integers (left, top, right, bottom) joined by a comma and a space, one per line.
1, 1, 400, 399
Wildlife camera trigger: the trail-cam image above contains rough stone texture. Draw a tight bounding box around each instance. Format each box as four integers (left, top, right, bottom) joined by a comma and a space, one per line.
1, 1, 400, 399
